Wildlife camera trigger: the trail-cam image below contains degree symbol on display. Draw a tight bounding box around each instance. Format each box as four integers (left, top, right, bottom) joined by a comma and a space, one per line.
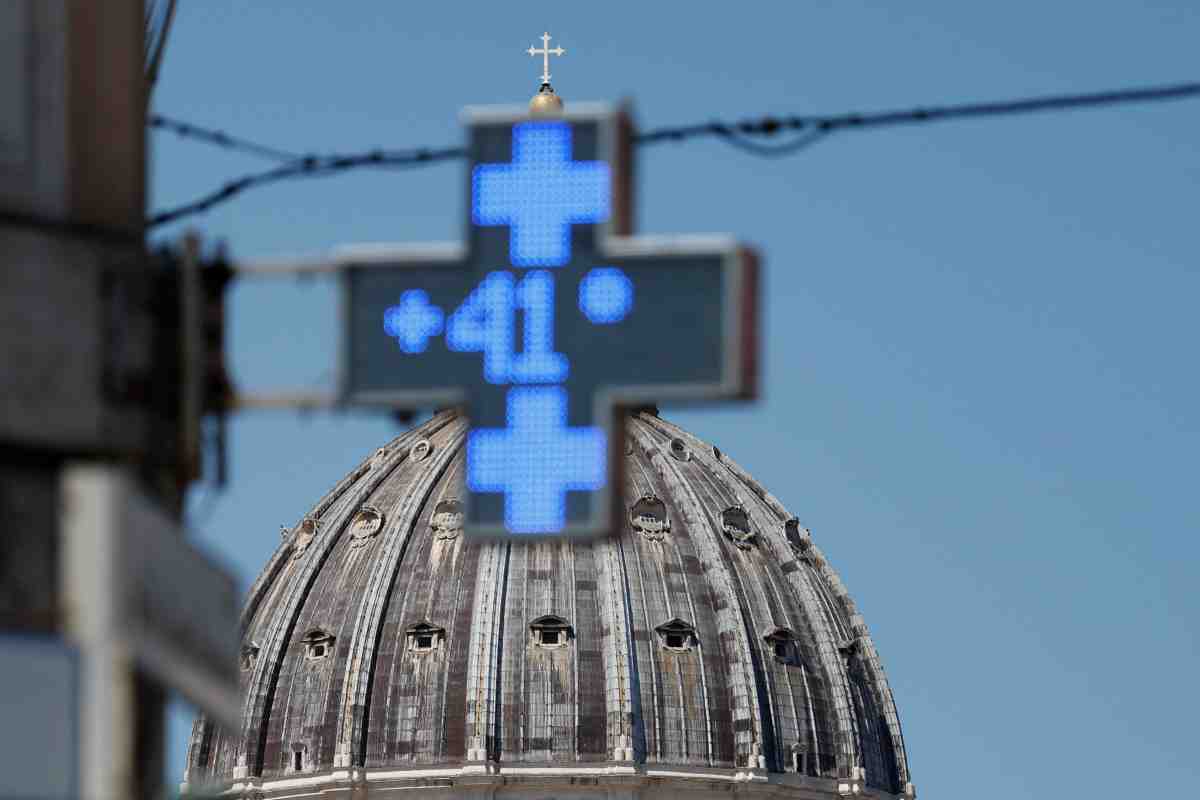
579, 267, 633, 324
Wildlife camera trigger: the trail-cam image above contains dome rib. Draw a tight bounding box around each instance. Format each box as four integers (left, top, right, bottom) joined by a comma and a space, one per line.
365, 457, 478, 765
682, 417, 912, 792
236, 415, 458, 777
332, 425, 466, 767
623, 434, 721, 765
619, 455, 700, 762
463, 539, 506, 762
645, 414, 852, 776
645, 414, 822, 774
595, 533, 638, 761
631, 417, 769, 770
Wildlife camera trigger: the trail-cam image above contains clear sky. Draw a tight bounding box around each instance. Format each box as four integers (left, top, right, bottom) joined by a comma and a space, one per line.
151, 2, 1200, 796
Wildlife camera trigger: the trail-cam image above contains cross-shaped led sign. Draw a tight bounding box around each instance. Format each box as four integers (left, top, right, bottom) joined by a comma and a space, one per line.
340, 103, 759, 539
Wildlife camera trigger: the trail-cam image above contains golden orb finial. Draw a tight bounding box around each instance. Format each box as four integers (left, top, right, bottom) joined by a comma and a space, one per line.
530, 82, 564, 114
526, 32, 566, 114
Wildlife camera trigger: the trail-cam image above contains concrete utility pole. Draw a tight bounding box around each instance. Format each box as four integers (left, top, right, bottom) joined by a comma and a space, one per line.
1, 0, 146, 459
1, 3, 238, 799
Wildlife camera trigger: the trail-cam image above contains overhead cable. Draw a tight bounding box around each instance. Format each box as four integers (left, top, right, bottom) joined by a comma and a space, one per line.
149, 113, 306, 163
148, 146, 467, 227
147, 80, 1200, 229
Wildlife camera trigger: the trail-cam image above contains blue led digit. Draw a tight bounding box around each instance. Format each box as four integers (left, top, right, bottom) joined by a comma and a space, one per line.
446, 271, 514, 384
579, 267, 634, 324
512, 270, 568, 383
472, 122, 611, 267
467, 386, 606, 533
383, 290, 445, 353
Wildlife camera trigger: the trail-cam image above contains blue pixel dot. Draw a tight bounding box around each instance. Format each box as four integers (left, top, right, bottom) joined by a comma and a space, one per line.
383, 290, 444, 353
579, 267, 634, 324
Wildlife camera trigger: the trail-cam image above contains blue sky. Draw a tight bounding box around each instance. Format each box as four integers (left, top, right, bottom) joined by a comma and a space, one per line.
152, 2, 1200, 796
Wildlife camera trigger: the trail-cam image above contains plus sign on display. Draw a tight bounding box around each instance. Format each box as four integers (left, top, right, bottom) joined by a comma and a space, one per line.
341, 103, 759, 539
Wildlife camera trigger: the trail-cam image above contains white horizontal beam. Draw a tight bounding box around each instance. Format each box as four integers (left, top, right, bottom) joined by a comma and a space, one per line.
230, 392, 339, 411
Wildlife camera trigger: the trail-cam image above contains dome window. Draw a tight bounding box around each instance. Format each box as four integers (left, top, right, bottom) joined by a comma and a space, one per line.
655, 618, 698, 652
668, 438, 692, 461
630, 495, 671, 541
240, 642, 260, 671
431, 499, 464, 540
721, 504, 755, 549
302, 629, 335, 660
764, 627, 799, 665
348, 506, 384, 548
530, 615, 572, 649
408, 439, 433, 462
289, 517, 320, 560
405, 621, 446, 654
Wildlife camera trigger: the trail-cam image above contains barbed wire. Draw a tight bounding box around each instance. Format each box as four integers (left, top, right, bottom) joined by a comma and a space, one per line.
633, 80, 1200, 145
148, 146, 467, 227
148, 80, 1200, 229
150, 113, 305, 162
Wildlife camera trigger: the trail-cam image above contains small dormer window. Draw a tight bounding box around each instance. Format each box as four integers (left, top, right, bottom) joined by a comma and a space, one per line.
630, 495, 670, 541
240, 642, 260, 671
721, 504, 755, 549
405, 621, 446, 654
790, 744, 808, 774
764, 627, 799, 665
302, 629, 335, 660
785, 518, 811, 555
292, 745, 306, 772
529, 615, 572, 649
655, 618, 698, 652
838, 637, 861, 661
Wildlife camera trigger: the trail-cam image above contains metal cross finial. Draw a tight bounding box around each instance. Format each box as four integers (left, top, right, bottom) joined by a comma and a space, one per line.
527, 31, 565, 85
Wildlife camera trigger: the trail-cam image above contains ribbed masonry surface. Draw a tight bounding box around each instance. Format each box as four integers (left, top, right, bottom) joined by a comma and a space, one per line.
185, 411, 911, 795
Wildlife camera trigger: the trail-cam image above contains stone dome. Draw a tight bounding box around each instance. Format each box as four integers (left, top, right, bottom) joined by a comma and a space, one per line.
184, 410, 914, 798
